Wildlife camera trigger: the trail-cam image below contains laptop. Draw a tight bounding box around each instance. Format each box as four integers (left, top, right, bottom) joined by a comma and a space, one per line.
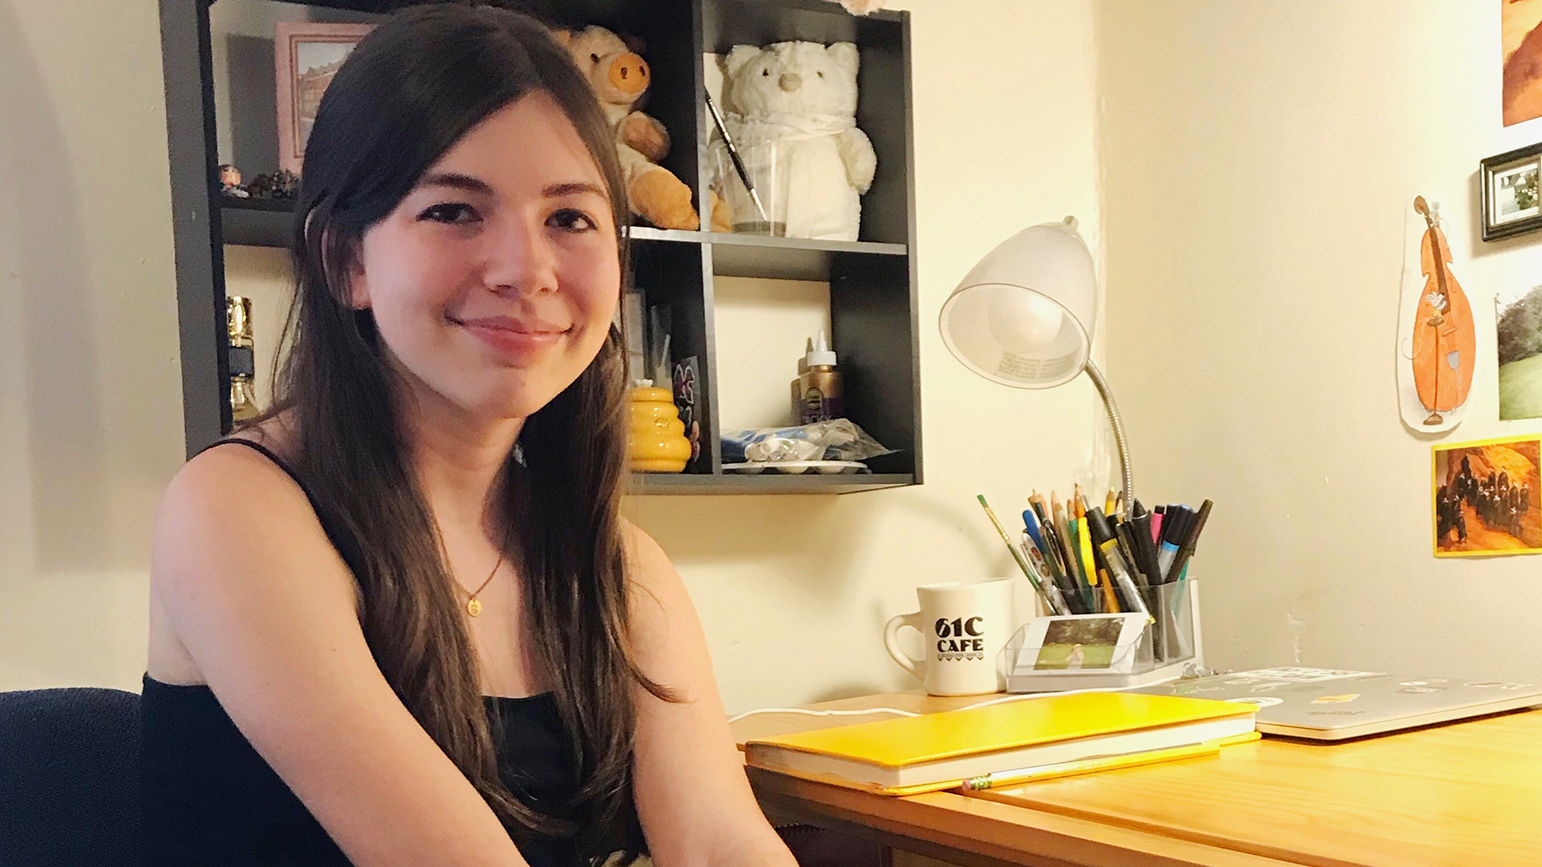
1130, 667, 1542, 740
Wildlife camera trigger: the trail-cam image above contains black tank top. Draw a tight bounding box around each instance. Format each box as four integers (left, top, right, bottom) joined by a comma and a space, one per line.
140, 438, 596, 866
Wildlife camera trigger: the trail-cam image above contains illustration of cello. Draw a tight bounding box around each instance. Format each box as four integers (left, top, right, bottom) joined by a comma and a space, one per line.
1411, 196, 1475, 425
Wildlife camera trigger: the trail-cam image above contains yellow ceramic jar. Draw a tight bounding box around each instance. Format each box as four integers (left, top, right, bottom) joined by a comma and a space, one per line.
628, 386, 691, 472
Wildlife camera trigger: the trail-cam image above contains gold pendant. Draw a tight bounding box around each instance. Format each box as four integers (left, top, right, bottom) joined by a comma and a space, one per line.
467, 597, 483, 617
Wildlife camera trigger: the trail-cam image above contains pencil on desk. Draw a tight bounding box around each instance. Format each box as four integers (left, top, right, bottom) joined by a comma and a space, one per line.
959, 739, 1231, 791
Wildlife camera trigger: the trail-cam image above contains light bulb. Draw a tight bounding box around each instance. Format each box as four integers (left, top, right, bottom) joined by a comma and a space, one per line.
986, 287, 1064, 354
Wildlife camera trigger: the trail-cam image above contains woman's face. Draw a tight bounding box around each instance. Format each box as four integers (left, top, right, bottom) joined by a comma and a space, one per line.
349, 91, 621, 422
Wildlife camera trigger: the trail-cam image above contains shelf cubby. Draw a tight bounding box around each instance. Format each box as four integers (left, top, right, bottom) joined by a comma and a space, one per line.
165, 0, 919, 494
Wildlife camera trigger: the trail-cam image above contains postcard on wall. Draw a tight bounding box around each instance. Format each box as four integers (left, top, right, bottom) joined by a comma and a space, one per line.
1433, 435, 1542, 557
1495, 283, 1542, 419
1505, 0, 1542, 126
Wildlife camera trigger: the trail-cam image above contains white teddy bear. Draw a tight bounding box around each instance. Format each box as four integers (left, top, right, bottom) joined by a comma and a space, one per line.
721, 41, 877, 241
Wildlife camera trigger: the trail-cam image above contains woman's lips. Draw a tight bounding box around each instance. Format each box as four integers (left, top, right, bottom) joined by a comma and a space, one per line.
453, 315, 569, 356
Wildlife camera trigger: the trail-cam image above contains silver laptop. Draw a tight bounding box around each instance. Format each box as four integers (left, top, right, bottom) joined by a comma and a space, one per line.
1131, 667, 1542, 740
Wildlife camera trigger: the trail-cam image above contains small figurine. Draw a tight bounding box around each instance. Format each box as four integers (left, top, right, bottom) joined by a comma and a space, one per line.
245, 169, 301, 200
218, 163, 249, 198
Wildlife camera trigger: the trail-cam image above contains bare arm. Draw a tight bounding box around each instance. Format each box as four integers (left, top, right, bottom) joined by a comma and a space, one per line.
623, 523, 796, 867
151, 445, 529, 867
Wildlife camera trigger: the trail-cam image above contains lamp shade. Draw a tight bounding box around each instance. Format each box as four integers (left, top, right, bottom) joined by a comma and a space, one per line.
938, 217, 1097, 389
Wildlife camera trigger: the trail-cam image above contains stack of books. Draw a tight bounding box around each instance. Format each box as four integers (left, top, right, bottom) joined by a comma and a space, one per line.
744, 692, 1257, 796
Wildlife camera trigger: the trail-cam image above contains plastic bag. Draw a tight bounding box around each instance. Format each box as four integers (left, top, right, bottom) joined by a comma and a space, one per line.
720, 419, 896, 464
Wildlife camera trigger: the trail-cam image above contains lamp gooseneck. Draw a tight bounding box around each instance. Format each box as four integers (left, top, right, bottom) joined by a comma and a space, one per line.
1085, 360, 1132, 517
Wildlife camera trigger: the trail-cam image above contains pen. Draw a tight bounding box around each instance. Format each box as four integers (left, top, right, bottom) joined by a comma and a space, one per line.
1164, 499, 1213, 586
1020, 533, 1072, 615
1156, 505, 1192, 581
1087, 509, 1151, 617
1104, 488, 1116, 515
1022, 508, 1045, 553
704, 91, 768, 223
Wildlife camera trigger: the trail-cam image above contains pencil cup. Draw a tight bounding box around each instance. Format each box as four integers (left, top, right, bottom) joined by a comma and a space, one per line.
1135, 579, 1198, 666
710, 138, 788, 236
883, 578, 1015, 696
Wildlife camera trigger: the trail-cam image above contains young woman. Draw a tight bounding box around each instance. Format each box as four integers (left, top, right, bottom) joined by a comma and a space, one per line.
143, 6, 797, 866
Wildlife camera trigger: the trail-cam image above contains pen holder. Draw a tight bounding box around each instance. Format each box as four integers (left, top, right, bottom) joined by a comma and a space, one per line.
1002, 580, 1200, 692
1135, 579, 1198, 667
710, 138, 788, 236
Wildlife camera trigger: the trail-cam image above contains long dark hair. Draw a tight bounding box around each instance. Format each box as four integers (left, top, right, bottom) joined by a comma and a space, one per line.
254, 4, 668, 858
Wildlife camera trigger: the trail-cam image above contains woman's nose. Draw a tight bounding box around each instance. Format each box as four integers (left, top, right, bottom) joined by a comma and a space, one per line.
485, 218, 558, 295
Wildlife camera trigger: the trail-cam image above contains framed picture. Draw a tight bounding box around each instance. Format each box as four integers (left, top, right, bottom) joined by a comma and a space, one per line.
1480, 142, 1542, 241
1432, 434, 1542, 557
275, 22, 374, 174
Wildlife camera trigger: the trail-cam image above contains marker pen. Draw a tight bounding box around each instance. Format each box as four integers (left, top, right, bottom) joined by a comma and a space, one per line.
1157, 506, 1193, 582
1087, 510, 1151, 617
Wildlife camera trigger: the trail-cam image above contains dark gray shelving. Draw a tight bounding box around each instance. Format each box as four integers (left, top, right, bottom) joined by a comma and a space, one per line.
631, 472, 913, 496
164, 0, 920, 494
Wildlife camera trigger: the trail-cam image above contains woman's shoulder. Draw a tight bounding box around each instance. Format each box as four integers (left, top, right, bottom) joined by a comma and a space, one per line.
154, 415, 361, 618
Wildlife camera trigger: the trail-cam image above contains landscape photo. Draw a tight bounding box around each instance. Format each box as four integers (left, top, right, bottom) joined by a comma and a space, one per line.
1495, 283, 1542, 420
1033, 617, 1124, 670
1433, 436, 1542, 556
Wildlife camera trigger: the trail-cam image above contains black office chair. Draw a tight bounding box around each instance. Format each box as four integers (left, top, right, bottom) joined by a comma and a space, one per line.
0, 687, 143, 867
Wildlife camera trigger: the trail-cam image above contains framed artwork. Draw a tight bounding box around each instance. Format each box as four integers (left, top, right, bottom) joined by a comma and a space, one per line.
1480, 143, 1542, 241
275, 22, 374, 174
1432, 435, 1542, 557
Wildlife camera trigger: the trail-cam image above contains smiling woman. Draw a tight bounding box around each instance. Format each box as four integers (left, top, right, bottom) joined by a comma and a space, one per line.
142, 5, 795, 867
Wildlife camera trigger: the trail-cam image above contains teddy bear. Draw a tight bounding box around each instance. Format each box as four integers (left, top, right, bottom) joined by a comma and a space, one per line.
720, 41, 876, 241
555, 26, 725, 231
839, 0, 885, 14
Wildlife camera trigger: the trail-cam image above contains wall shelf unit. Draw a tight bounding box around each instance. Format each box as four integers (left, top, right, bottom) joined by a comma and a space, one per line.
161, 0, 921, 495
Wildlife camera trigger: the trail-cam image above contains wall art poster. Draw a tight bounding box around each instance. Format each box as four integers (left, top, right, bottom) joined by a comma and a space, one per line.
1504, 0, 1542, 126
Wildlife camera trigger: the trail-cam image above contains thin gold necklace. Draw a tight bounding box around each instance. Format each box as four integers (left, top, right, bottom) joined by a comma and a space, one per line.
456, 520, 512, 618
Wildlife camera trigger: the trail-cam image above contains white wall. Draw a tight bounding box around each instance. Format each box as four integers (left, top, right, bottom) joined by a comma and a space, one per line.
0, 1, 183, 689
1, 0, 1105, 714
1100, 0, 1542, 681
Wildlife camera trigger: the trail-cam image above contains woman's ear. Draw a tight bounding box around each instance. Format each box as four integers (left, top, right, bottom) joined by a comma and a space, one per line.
321, 223, 370, 310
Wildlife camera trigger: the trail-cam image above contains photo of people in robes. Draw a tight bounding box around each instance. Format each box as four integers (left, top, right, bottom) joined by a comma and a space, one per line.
1434, 437, 1542, 556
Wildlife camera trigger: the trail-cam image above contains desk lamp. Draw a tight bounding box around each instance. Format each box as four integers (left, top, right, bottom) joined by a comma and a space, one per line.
938, 217, 1133, 514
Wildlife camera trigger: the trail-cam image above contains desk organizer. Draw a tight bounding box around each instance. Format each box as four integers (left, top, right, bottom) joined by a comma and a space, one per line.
1004, 580, 1201, 692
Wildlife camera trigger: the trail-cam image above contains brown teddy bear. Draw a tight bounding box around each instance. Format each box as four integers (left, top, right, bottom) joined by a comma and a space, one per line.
555, 26, 726, 232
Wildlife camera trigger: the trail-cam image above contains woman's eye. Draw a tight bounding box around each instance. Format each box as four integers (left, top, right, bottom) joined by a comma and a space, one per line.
418, 203, 479, 225
549, 208, 598, 232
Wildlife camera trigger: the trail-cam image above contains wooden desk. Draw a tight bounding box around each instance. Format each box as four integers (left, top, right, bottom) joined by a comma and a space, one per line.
732, 692, 1542, 867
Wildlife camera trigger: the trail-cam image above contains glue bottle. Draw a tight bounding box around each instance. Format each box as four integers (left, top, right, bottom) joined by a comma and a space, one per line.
793, 331, 844, 424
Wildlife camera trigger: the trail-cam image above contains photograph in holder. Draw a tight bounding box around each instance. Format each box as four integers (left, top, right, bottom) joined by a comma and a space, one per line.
1033, 617, 1125, 670
1432, 435, 1542, 557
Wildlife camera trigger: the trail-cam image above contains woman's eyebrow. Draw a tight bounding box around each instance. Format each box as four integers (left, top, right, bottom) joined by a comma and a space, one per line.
416, 171, 494, 194
543, 181, 606, 198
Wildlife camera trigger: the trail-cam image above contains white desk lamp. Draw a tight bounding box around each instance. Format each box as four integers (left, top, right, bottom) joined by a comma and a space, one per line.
938, 216, 1133, 514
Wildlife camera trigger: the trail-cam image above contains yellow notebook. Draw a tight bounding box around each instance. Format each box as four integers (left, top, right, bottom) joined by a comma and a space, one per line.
744, 692, 1257, 796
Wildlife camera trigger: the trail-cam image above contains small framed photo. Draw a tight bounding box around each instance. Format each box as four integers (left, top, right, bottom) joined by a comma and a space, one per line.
1481, 143, 1542, 241
275, 22, 374, 174
1433, 434, 1542, 557
1011, 613, 1147, 674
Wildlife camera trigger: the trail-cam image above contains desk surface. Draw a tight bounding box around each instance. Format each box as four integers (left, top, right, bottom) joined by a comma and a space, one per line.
732, 692, 1542, 867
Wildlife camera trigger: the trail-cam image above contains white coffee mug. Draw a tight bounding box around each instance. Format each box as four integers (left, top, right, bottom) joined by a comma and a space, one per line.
883, 578, 1015, 695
